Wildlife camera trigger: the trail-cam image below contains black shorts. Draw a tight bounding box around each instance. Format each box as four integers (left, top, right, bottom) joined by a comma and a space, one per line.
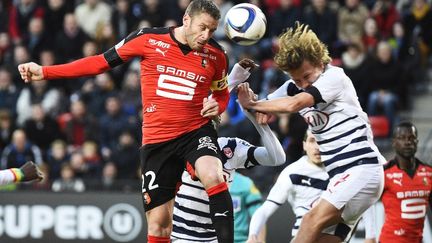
140, 122, 222, 211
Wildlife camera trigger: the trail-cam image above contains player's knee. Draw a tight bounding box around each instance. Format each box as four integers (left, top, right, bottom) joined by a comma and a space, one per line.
198, 169, 224, 189
147, 222, 172, 237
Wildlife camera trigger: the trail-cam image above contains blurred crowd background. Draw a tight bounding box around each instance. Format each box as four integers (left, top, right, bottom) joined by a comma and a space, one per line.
0, 0, 431, 194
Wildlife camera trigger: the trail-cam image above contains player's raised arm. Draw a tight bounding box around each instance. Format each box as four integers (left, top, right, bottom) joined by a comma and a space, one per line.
17, 27, 150, 83
242, 109, 285, 166
238, 82, 315, 114
248, 168, 293, 242
203, 58, 258, 118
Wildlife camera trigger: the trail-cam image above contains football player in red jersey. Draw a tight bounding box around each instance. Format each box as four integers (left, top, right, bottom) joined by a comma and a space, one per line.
17, 1, 236, 242
380, 121, 432, 243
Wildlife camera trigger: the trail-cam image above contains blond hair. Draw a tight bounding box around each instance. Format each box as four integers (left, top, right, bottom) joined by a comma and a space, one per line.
275, 22, 331, 72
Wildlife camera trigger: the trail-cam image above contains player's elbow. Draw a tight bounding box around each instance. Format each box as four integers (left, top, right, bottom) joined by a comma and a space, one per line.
274, 153, 286, 166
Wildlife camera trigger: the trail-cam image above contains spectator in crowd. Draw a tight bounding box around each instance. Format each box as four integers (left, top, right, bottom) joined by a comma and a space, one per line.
1, 129, 43, 169
81, 140, 103, 178
45, 139, 69, 180
135, 0, 165, 27
69, 151, 87, 178
99, 96, 132, 159
74, 0, 112, 39
0, 67, 19, 116
23, 17, 51, 61
341, 41, 371, 109
0, 32, 13, 66
79, 73, 116, 117
9, 45, 31, 86
23, 104, 63, 151
119, 70, 141, 117
94, 22, 117, 53
54, 13, 90, 63
52, 163, 85, 192
367, 41, 402, 133
402, 0, 432, 67
363, 17, 380, 54
337, 0, 370, 45
111, 0, 140, 41
8, 0, 45, 44
0, 110, 15, 152
64, 99, 99, 148
269, 0, 302, 37
43, 0, 68, 37
16, 79, 61, 126
98, 162, 118, 190
371, 0, 399, 39
303, 0, 338, 51
109, 131, 139, 179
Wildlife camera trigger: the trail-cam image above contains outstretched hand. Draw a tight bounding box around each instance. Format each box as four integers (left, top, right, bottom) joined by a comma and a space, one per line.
237, 82, 255, 109
238, 58, 259, 71
20, 161, 44, 182
201, 97, 219, 118
17, 62, 44, 83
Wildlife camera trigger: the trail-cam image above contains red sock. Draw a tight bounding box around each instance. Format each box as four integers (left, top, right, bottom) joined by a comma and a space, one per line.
147, 235, 170, 243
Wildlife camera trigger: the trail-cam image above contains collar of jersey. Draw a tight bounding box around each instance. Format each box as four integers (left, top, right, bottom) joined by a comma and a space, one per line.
169, 26, 193, 55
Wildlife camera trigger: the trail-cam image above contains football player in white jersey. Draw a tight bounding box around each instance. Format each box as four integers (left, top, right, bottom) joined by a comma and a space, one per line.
237, 22, 385, 243
171, 62, 286, 243
247, 130, 328, 242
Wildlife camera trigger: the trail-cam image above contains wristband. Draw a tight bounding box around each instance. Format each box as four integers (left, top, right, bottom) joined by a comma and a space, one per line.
10, 168, 24, 182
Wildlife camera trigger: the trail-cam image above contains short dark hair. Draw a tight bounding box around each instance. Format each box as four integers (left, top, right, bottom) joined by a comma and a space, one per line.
185, 0, 221, 20
393, 121, 417, 137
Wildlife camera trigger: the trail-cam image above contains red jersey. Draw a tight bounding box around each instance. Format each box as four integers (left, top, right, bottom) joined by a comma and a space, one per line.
43, 27, 229, 145
380, 159, 432, 243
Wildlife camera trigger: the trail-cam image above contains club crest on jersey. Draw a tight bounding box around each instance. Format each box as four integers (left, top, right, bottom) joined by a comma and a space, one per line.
424, 177, 429, 186
303, 109, 329, 131
197, 136, 218, 153
223, 147, 234, 159
201, 58, 207, 68
143, 192, 151, 205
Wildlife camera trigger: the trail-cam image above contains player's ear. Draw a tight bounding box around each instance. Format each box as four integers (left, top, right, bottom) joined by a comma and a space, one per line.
183, 14, 191, 28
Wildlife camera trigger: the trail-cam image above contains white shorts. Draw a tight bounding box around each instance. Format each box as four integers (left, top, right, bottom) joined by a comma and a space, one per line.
321, 163, 384, 239
171, 238, 217, 243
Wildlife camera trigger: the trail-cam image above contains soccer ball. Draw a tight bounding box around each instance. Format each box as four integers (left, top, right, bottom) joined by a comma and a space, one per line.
224, 3, 267, 46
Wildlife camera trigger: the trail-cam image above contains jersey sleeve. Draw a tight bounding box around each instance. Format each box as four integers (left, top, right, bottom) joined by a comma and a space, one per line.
210, 47, 229, 113
245, 181, 263, 217
243, 109, 286, 166
43, 28, 150, 79
266, 166, 293, 204
306, 67, 343, 105
103, 28, 150, 68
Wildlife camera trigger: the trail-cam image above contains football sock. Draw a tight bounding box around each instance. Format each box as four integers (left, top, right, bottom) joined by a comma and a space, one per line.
147, 235, 170, 243
207, 182, 234, 243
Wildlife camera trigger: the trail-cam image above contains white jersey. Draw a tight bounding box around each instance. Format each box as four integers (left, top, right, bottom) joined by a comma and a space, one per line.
171, 111, 286, 242
249, 156, 329, 237
268, 65, 385, 178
